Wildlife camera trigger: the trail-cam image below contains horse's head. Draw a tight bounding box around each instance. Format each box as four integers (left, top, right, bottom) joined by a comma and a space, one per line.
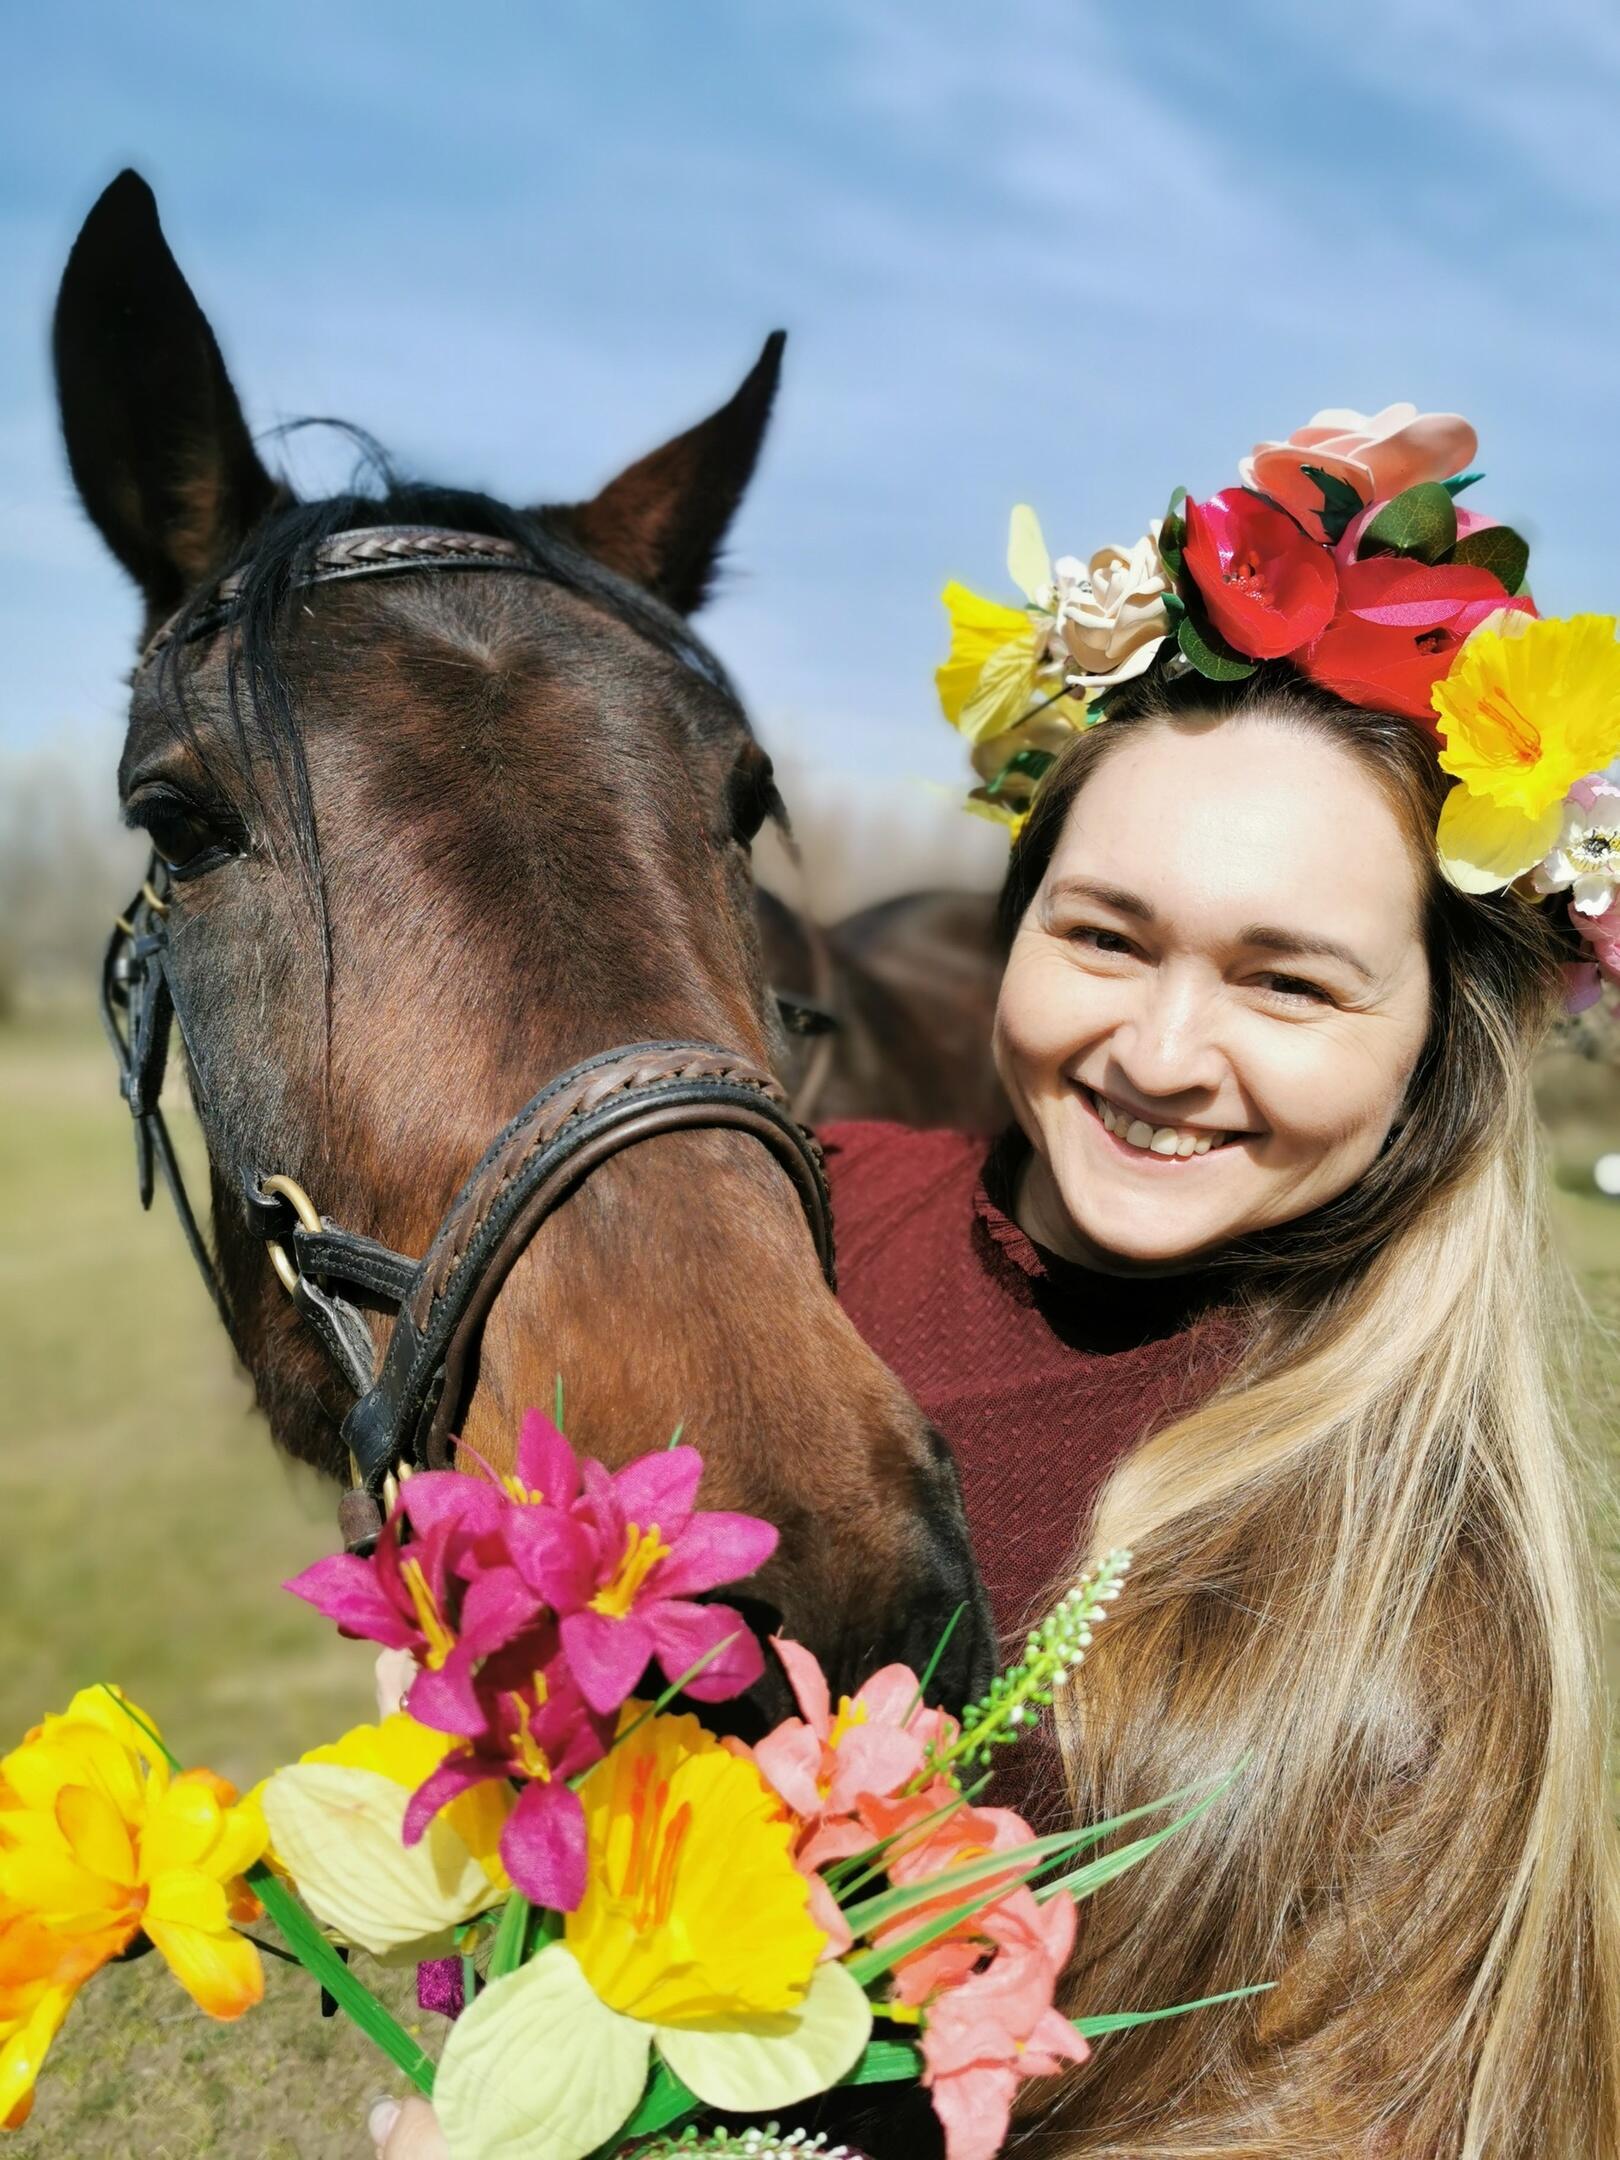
54, 170, 992, 1712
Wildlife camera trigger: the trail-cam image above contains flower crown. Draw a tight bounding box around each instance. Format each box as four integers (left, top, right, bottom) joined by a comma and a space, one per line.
936, 404, 1620, 1006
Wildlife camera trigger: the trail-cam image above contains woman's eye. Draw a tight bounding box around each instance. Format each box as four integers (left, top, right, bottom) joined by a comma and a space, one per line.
1255, 972, 1332, 1006
125, 792, 240, 876
1069, 926, 1137, 957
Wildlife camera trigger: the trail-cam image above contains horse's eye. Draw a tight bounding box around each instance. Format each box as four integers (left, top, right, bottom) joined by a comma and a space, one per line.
728, 745, 783, 845
124, 789, 241, 877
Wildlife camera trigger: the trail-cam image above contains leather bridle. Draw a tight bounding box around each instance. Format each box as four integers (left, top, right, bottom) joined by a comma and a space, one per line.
104, 526, 837, 1554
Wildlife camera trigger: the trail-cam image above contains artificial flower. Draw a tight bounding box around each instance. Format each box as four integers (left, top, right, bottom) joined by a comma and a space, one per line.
857, 1784, 1037, 2006
0, 1687, 265, 2123
1181, 489, 1337, 659
919, 1890, 1090, 2160
1433, 614, 1620, 892
1241, 404, 1477, 543
1573, 895, 1620, 985
431, 1714, 871, 2159
937, 506, 1090, 750
754, 1638, 950, 1874
0, 1916, 112, 2131
539, 1442, 778, 1716
1531, 775, 1620, 916
1300, 557, 1532, 726
401, 1639, 610, 1912
284, 1497, 524, 1720
256, 1710, 511, 1958
1056, 524, 1173, 688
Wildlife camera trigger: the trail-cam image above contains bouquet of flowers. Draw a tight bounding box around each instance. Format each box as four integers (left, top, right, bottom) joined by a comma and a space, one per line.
0, 1404, 1255, 2159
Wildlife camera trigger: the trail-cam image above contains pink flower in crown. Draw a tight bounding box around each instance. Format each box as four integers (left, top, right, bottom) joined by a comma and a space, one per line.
401, 1629, 613, 1911
513, 1435, 778, 1717
1242, 404, 1478, 544
753, 1638, 956, 1873
920, 1891, 1090, 2160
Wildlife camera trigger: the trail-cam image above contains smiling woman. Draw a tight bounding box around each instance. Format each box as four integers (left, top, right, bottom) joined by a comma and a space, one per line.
813, 657, 1620, 2156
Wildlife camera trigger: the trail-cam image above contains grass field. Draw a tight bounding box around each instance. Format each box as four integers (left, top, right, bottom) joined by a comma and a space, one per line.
1, 998, 1616, 2158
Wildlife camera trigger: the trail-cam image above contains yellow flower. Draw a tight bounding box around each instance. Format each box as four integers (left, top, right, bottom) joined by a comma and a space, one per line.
1433, 613, 1620, 892
937, 507, 1091, 748
567, 1710, 819, 2024
0, 1687, 266, 2127
432, 1713, 872, 2160
258, 1713, 510, 1960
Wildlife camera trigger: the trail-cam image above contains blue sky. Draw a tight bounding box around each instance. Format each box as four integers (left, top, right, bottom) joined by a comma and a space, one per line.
5, 0, 1620, 817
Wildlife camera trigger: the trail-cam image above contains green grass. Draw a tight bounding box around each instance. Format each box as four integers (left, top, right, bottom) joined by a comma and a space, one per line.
0, 1001, 1616, 2155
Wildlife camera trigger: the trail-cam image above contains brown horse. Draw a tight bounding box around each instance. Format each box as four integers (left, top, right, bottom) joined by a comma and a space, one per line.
54, 170, 991, 1710
758, 885, 1005, 1132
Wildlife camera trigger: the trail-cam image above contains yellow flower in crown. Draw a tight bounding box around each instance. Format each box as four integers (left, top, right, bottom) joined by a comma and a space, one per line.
937, 504, 1091, 762
1433, 612, 1620, 892
0, 1687, 266, 2128
430, 1711, 872, 2160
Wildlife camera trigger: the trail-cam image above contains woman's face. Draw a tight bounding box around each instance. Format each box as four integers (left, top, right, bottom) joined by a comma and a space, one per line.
993, 714, 1433, 1271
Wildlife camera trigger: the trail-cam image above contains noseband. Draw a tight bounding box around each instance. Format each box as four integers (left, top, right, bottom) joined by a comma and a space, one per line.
104, 527, 836, 1552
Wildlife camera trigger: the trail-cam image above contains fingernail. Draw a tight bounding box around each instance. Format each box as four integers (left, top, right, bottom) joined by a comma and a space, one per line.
368, 2096, 402, 2146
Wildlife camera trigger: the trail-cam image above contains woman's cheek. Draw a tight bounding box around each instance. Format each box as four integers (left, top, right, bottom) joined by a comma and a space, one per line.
1240, 1014, 1411, 1163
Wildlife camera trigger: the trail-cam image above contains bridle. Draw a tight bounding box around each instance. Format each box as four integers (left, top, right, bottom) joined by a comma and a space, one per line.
103, 526, 838, 1554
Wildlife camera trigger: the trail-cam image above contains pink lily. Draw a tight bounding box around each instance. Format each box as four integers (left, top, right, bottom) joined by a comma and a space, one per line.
859, 1784, 1038, 2006
754, 1637, 956, 1872
920, 1892, 1090, 2160
401, 1631, 611, 1911
535, 1444, 777, 1716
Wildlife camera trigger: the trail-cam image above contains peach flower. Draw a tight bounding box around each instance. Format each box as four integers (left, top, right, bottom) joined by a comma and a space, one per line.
1056, 524, 1173, 689
1241, 404, 1478, 542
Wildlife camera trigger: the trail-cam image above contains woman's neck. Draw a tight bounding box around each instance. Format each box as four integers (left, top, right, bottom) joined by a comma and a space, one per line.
1013, 1145, 1222, 1281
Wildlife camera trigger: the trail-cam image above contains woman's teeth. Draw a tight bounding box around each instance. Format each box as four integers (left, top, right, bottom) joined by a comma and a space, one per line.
1089, 1090, 1227, 1157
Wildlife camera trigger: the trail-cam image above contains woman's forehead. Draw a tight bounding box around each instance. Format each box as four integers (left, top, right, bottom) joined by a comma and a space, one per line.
1049, 717, 1425, 948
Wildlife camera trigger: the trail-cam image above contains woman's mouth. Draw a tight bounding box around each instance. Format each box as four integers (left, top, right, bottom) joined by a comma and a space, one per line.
1081, 1085, 1235, 1160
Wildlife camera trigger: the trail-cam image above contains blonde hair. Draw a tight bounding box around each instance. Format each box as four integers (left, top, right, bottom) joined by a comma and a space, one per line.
998, 671, 1620, 2156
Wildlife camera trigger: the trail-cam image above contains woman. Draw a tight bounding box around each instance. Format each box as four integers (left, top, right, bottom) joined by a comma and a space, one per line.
375, 419, 1620, 2156
824, 660, 1620, 2154
812, 415, 1620, 2154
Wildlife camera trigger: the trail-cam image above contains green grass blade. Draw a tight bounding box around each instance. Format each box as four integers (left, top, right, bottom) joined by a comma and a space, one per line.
840, 1824, 1086, 1938
1035, 1784, 1231, 1906
1074, 1982, 1273, 2039
246, 1864, 436, 2096
839, 2034, 923, 2085
486, 1888, 532, 1980
901, 1602, 966, 1725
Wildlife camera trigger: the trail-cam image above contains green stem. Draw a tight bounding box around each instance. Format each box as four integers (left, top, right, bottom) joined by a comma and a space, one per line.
246, 1864, 436, 2096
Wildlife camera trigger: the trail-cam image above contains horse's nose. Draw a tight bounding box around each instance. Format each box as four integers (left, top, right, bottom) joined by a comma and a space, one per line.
892, 1423, 996, 1713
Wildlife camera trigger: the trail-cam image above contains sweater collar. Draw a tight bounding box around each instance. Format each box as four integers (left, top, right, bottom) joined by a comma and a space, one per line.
972, 1126, 1238, 1349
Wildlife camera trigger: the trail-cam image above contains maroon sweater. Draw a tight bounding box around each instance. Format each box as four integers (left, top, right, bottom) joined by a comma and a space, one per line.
821, 1119, 1242, 1665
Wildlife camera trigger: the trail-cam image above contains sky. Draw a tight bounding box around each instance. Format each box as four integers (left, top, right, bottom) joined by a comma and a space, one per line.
5, 0, 1620, 843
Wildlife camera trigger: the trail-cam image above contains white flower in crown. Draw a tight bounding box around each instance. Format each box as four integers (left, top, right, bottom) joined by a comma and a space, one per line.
1054, 521, 1175, 690
1532, 775, 1620, 918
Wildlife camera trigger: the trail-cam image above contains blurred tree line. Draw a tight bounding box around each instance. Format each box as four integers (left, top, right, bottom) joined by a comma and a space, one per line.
0, 746, 142, 1018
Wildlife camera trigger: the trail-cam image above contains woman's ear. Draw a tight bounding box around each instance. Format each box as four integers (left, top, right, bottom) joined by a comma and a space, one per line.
53, 169, 279, 614
549, 330, 784, 615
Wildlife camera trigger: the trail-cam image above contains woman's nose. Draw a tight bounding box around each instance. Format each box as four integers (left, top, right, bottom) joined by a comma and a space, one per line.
1111, 972, 1225, 1100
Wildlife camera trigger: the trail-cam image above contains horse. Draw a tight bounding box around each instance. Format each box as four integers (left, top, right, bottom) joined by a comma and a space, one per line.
758, 885, 1005, 1132
54, 169, 992, 1712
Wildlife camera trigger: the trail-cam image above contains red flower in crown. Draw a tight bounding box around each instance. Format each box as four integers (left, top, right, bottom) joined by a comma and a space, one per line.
1181, 488, 1338, 659
1298, 555, 1537, 728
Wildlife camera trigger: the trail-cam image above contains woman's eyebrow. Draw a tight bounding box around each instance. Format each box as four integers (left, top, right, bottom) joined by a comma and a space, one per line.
1239, 925, 1376, 982
1047, 875, 1155, 921
1050, 878, 1378, 982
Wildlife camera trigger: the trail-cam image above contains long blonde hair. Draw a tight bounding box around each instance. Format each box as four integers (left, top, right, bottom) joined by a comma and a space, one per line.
998, 671, 1620, 2156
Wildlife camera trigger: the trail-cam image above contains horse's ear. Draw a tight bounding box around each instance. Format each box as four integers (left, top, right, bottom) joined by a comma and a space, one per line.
53, 170, 278, 612
553, 330, 784, 615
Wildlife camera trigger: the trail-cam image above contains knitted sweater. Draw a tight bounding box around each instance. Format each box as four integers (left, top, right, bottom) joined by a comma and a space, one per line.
821, 1120, 1243, 1823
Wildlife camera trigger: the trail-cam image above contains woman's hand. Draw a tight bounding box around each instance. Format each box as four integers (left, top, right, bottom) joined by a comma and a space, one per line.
367, 2095, 448, 2157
